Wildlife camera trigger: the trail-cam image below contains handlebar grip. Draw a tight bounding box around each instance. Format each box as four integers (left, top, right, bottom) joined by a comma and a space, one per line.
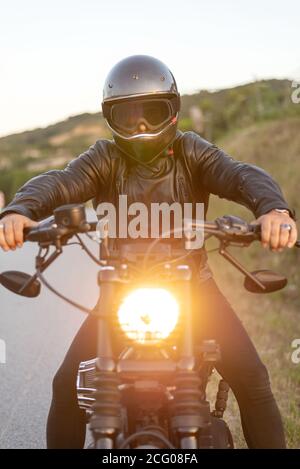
23, 215, 56, 241
248, 223, 261, 240
23, 223, 60, 242
23, 226, 38, 240
249, 223, 300, 248
23, 225, 50, 242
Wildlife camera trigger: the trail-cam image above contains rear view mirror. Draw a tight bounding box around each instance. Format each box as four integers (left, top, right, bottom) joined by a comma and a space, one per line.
244, 270, 287, 294
0, 271, 41, 297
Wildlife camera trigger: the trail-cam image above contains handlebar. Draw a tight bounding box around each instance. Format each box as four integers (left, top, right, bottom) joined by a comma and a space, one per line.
22, 209, 300, 249
22, 218, 260, 246
2, 208, 297, 306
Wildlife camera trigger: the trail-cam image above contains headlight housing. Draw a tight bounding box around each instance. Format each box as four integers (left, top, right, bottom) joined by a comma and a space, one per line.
117, 287, 179, 345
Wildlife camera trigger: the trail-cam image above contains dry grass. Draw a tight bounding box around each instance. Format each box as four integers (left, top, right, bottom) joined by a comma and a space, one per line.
204, 117, 300, 448
206, 250, 300, 448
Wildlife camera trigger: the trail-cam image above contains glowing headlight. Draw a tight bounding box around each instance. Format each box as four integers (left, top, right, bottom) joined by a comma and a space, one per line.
117, 288, 179, 345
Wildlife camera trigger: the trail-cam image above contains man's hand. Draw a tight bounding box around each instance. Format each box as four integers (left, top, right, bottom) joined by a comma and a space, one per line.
252, 209, 298, 252
0, 214, 38, 251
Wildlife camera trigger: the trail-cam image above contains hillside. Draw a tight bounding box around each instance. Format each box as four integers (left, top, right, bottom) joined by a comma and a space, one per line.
209, 116, 300, 219
0, 79, 299, 202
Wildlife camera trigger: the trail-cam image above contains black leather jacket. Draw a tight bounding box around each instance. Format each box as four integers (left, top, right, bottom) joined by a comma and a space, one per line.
0, 131, 291, 279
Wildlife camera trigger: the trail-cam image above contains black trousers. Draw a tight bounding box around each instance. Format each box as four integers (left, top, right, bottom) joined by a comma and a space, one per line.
46, 278, 286, 448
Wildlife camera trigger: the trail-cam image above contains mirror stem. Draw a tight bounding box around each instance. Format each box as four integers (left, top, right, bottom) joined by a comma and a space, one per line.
219, 242, 266, 291
18, 248, 62, 295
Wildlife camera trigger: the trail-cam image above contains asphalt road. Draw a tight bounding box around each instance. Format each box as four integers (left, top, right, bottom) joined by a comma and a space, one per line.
0, 212, 100, 448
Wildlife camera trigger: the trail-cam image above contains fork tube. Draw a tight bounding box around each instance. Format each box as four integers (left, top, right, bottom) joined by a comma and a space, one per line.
89, 266, 122, 448
171, 265, 209, 449
95, 285, 114, 364
181, 278, 193, 359
93, 266, 120, 366
176, 265, 194, 368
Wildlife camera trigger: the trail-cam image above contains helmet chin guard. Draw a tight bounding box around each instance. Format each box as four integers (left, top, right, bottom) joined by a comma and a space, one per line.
102, 55, 180, 164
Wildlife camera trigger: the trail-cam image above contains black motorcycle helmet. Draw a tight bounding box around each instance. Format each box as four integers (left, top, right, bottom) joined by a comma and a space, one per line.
102, 55, 180, 164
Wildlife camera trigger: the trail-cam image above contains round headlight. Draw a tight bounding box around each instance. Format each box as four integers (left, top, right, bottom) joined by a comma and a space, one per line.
117, 287, 179, 345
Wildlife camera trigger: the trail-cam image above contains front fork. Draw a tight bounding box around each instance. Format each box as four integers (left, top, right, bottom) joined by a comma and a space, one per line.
170, 265, 216, 449
89, 266, 122, 449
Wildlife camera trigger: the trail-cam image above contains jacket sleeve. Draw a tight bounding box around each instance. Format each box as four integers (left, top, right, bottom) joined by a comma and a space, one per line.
0, 140, 111, 221
190, 133, 294, 219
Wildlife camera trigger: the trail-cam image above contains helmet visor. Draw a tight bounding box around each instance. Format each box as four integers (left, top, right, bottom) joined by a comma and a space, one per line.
108, 98, 176, 134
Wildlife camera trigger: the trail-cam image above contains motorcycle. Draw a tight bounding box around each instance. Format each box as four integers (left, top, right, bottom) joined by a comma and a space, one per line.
0, 203, 298, 449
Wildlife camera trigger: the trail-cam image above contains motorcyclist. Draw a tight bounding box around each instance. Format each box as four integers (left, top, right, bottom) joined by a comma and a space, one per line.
0, 55, 297, 448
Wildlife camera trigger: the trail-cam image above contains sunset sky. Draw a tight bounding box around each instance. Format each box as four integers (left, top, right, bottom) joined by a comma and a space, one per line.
0, 0, 299, 137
